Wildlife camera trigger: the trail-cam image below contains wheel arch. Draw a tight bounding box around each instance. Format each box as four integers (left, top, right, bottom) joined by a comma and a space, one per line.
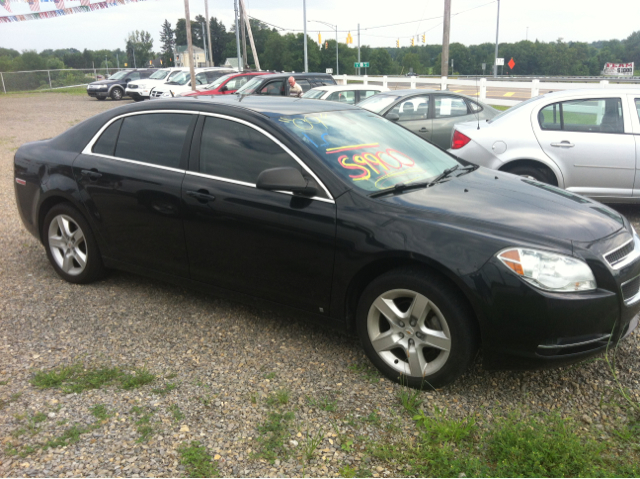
37, 194, 85, 244
499, 158, 563, 187
343, 256, 482, 339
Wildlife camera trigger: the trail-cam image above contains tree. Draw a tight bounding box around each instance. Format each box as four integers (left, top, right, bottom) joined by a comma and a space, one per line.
125, 30, 154, 68
160, 20, 175, 67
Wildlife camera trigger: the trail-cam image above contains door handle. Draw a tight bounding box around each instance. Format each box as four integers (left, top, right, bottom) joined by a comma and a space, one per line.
80, 169, 102, 179
550, 141, 575, 148
186, 190, 216, 203
419, 127, 429, 132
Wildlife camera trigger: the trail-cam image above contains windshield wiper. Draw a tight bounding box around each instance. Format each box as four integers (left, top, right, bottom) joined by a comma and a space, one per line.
368, 165, 478, 199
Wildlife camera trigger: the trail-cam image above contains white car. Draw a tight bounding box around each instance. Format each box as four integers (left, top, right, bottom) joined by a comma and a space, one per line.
125, 68, 189, 101
150, 68, 236, 99
448, 88, 640, 203
302, 84, 390, 105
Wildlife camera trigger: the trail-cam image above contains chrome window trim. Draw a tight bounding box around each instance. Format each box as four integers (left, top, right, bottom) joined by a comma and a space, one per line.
199, 112, 334, 202
604, 236, 640, 270
83, 153, 187, 174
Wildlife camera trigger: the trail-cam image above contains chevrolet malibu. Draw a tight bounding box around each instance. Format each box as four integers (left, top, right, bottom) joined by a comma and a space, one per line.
14, 96, 640, 389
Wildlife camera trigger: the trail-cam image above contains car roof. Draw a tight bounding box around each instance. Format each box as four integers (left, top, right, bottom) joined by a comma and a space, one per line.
375, 89, 485, 101
166, 95, 359, 117
539, 88, 640, 99
310, 85, 390, 92
252, 72, 335, 80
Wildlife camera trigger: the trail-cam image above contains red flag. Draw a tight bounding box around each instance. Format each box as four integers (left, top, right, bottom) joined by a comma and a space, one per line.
54, 0, 64, 9
28, 0, 40, 12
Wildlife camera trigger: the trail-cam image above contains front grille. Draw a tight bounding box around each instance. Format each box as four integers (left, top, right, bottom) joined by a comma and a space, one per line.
605, 240, 634, 267
151, 91, 163, 98
621, 275, 640, 302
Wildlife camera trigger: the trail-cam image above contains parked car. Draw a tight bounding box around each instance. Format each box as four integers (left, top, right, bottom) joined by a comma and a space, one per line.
302, 84, 390, 105
150, 68, 236, 98
234, 72, 336, 96
14, 96, 640, 389
359, 89, 499, 149
86, 68, 157, 101
125, 67, 190, 101
178, 71, 270, 97
449, 89, 640, 203
406, 72, 418, 77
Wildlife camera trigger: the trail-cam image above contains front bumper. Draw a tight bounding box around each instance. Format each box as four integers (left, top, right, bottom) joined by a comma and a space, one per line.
87, 88, 108, 98
125, 89, 150, 100
469, 235, 640, 370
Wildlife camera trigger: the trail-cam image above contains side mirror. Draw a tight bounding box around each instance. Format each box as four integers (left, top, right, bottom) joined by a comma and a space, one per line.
256, 167, 318, 197
386, 112, 400, 122
220, 85, 228, 92
124, 78, 131, 82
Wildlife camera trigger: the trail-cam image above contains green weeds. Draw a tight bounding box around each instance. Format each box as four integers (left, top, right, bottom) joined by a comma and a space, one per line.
89, 404, 110, 421
130, 406, 156, 443
254, 411, 295, 463
31, 363, 155, 393
151, 382, 177, 396
178, 441, 219, 478
307, 395, 337, 412
169, 404, 185, 422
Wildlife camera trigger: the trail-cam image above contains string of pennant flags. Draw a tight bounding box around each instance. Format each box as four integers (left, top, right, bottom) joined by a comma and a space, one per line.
0, 0, 151, 23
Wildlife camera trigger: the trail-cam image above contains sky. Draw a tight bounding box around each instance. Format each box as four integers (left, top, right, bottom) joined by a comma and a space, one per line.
0, 0, 638, 54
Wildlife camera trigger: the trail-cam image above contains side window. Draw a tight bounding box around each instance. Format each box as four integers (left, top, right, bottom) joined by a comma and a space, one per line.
540, 99, 624, 133
259, 80, 284, 96
141, 71, 153, 79
225, 77, 247, 90
388, 95, 429, 121
326, 90, 355, 104
360, 90, 379, 101
195, 73, 208, 85
467, 100, 483, 113
115, 113, 194, 168
127, 72, 141, 81
434, 96, 469, 118
92, 119, 122, 156
296, 80, 312, 92
636, 99, 640, 123
539, 103, 561, 130
200, 117, 303, 184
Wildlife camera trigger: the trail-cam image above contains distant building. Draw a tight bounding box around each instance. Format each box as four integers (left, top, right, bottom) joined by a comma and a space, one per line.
223, 57, 244, 69
175, 45, 207, 68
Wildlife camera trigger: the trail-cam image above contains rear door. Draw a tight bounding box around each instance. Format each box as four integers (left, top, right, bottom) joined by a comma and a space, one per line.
534, 97, 636, 198
430, 95, 477, 149
74, 111, 196, 276
630, 96, 640, 197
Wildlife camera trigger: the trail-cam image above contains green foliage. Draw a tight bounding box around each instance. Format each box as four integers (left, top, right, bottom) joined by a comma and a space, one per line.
254, 411, 295, 463
31, 363, 155, 393
266, 388, 290, 407
307, 395, 337, 412
119, 368, 156, 390
178, 441, 220, 478
339, 465, 373, 478
42, 424, 90, 450
151, 382, 177, 396
89, 404, 110, 420
169, 404, 185, 422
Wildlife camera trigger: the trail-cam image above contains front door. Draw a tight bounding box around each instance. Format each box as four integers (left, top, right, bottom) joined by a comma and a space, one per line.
182, 114, 337, 313
385, 94, 432, 142
74, 111, 196, 276
534, 97, 636, 197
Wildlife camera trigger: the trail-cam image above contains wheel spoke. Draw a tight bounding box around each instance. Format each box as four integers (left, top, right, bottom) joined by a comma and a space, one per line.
407, 342, 427, 377
371, 330, 402, 353
61, 252, 74, 273
421, 328, 451, 352
409, 294, 430, 325
70, 228, 84, 246
48, 236, 66, 250
373, 296, 405, 325
72, 249, 87, 269
56, 216, 72, 238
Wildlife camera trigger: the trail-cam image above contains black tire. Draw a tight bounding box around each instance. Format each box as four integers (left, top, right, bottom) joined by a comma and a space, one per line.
110, 87, 124, 101
507, 165, 554, 184
356, 268, 478, 389
42, 203, 105, 284
96, 96, 106, 101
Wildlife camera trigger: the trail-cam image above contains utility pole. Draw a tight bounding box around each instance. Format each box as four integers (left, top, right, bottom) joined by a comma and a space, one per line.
183, 0, 196, 90
132, 45, 137, 68
116, 53, 119, 69
240, 0, 261, 70
201, 22, 208, 66
234, 0, 242, 71
493, 0, 500, 77
105, 55, 108, 75
204, 0, 214, 66
240, 1, 247, 68
357, 23, 361, 76
440, 0, 451, 78
303, 0, 308, 72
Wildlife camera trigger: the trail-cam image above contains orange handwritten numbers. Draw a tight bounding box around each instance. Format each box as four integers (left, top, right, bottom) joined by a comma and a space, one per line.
338, 155, 370, 180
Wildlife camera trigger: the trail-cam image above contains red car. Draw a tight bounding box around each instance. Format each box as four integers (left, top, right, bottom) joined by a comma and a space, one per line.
179, 71, 270, 97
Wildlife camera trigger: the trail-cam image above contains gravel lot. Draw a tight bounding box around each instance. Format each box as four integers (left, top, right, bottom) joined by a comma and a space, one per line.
1, 93, 640, 478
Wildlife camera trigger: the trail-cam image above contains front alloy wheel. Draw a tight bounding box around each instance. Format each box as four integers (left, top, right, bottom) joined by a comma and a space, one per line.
357, 269, 478, 389
110, 88, 123, 100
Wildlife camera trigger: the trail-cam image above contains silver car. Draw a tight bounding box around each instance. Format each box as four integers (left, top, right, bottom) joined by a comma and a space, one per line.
358, 89, 499, 149
449, 88, 640, 203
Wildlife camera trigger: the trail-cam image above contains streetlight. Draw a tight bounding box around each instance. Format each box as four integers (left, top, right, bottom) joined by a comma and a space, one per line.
309, 20, 338, 75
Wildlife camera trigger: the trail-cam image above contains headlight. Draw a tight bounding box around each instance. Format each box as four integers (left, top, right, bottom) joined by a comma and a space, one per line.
91, 84, 105, 88
497, 248, 596, 292
136, 84, 146, 89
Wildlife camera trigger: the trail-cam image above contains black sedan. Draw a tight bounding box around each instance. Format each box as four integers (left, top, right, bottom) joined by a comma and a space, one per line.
14, 96, 640, 389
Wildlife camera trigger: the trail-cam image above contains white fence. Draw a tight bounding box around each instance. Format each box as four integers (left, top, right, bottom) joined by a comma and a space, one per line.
336, 75, 640, 106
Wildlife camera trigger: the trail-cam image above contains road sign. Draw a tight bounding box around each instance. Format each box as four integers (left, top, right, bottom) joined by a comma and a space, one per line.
326, 68, 333, 74
354, 62, 370, 68
482, 62, 486, 70
495, 58, 504, 66
508, 58, 515, 69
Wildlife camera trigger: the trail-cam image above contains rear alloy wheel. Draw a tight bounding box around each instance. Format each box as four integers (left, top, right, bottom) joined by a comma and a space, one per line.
43, 203, 104, 284
110, 87, 124, 101
357, 269, 478, 389
507, 165, 554, 185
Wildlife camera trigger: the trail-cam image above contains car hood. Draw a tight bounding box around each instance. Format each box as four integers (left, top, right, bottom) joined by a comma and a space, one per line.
88, 79, 123, 86
381, 167, 625, 244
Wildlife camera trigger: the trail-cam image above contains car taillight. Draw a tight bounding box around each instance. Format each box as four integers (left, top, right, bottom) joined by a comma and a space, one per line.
451, 130, 471, 150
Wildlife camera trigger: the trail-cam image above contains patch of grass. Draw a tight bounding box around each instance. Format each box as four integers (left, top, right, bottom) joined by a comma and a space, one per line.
42, 424, 90, 450
0, 393, 22, 411
254, 411, 295, 463
362, 411, 381, 426
491, 105, 511, 111
307, 395, 337, 412
33, 412, 47, 423
31, 363, 83, 389
137, 424, 154, 443
89, 404, 110, 420
264, 371, 277, 379
120, 368, 156, 390
151, 382, 177, 396
11, 427, 27, 438
339, 465, 372, 478
397, 385, 422, 415
169, 404, 184, 422
348, 363, 381, 383
130, 405, 145, 415
18, 445, 38, 458
266, 388, 290, 407
166, 372, 178, 380
31, 363, 155, 393
301, 427, 324, 462
178, 440, 219, 478
413, 406, 476, 443
0, 380, 9, 386
131, 407, 156, 443
250, 392, 259, 404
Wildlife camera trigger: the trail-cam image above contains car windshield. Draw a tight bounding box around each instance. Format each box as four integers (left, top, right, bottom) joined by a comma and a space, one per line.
236, 77, 266, 94
276, 110, 458, 192
204, 73, 236, 89
149, 70, 170, 80
302, 89, 327, 99
169, 72, 191, 85
109, 70, 132, 80
358, 94, 402, 114
487, 95, 544, 123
